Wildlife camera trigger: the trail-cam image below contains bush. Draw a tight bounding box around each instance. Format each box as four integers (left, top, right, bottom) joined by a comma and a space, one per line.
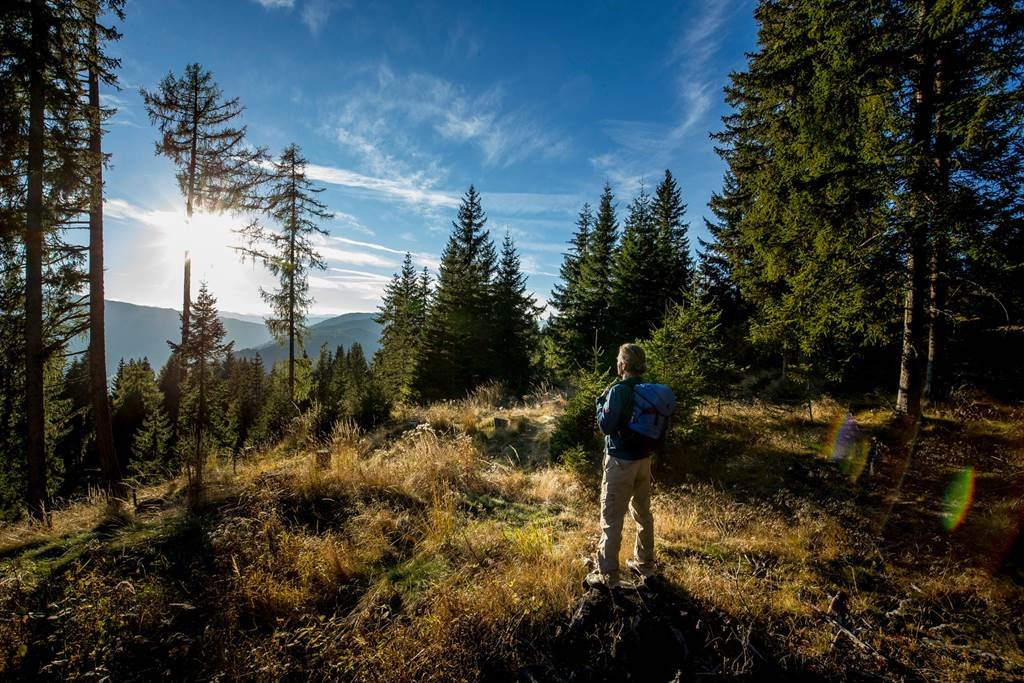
560, 444, 600, 478
643, 294, 734, 426
550, 367, 610, 462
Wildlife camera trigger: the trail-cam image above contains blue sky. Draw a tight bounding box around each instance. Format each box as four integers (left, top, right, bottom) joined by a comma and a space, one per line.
100, 0, 758, 316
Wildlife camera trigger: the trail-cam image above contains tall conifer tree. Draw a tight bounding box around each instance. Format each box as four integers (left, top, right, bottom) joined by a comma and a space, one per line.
172, 282, 232, 499
235, 144, 330, 404
610, 185, 664, 343
574, 184, 618, 367
414, 186, 496, 400
548, 203, 593, 376
652, 169, 692, 302
374, 253, 429, 399
140, 64, 266, 348
492, 232, 543, 394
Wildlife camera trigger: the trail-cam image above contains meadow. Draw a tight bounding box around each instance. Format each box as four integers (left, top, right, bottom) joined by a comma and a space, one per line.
1, 388, 1022, 681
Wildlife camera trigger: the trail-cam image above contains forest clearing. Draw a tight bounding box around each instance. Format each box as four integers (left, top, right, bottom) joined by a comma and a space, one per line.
2, 388, 1022, 681
3, 1, 1023, 680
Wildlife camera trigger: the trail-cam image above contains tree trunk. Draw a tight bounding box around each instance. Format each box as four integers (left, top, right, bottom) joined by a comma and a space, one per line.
88, 13, 124, 504
25, 0, 48, 523
895, 0, 935, 424
181, 251, 191, 342
925, 236, 946, 401
191, 360, 205, 502
925, 51, 950, 404
181, 83, 199, 349
288, 166, 297, 404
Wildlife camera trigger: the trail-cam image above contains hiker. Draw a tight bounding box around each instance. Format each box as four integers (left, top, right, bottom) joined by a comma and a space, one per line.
586, 343, 668, 588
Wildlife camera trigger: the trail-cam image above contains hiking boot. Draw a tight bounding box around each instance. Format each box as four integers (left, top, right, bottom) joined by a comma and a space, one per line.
626, 558, 656, 579
583, 570, 620, 589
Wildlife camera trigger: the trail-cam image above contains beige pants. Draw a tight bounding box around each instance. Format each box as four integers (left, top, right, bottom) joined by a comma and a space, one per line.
597, 454, 654, 580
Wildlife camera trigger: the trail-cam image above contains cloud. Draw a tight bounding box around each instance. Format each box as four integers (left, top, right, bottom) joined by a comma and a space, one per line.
328, 235, 440, 270
331, 210, 375, 236
325, 63, 569, 170
252, 0, 294, 7
316, 245, 397, 268
592, 0, 733, 185
306, 162, 458, 209
301, 0, 336, 34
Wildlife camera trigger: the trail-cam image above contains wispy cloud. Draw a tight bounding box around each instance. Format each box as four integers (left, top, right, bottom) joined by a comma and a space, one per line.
316, 244, 397, 269
331, 210, 375, 236
302, 0, 340, 35
252, 0, 294, 8
326, 63, 569, 170
306, 162, 458, 209
592, 0, 735, 187
328, 235, 440, 270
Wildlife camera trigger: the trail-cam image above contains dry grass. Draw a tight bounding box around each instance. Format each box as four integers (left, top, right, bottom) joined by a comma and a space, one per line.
1, 392, 1022, 681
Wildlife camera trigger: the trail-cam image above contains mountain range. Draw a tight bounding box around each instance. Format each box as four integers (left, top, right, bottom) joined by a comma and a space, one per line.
68, 300, 381, 373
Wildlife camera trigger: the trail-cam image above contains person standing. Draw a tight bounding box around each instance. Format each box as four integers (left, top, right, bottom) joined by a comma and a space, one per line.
586, 343, 658, 587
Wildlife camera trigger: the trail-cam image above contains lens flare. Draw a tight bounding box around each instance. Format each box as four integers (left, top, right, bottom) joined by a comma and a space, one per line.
825, 412, 869, 482
942, 467, 976, 532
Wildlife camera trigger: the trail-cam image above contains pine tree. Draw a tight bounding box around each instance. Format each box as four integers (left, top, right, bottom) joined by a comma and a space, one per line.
140, 63, 266, 348
374, 253, 429, 399
414, 186, 497, 400
652, 169, 692, 303
172, 282, 232, 499
574, 184, 619, 368
492, 232, 543, 395
610, 184, 664, 343
235, 144, 330, 404
547, 203, 593, 377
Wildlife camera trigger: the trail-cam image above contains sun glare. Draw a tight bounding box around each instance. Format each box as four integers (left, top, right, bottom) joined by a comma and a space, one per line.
137, 205, 273, 313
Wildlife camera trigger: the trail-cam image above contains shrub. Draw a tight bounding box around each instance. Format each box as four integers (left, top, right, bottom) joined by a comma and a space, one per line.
643, 293, 734, 427
550, 367, 610, 462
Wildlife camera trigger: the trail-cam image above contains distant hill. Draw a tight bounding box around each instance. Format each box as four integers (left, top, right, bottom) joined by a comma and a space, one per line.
236, 312, 383, 368
69, 300, 274, 372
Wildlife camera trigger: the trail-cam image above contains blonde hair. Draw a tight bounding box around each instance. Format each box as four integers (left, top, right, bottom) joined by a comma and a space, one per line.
617, 343, 646, 374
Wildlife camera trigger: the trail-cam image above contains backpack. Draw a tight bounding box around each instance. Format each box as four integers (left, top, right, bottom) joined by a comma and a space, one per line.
620, 382, 676, 452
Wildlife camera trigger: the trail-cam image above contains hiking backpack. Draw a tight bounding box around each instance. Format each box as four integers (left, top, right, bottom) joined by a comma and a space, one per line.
623, 383, 677, 450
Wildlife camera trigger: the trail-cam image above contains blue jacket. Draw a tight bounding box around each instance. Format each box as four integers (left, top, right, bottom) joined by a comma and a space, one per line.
595, 376, 647, 461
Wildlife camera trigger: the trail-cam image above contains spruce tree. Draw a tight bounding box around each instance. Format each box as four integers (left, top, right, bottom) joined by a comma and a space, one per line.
374, 253, 429, 399
547, 203, 593, 377
652, 169, 692, 302
574, 184, 619, 368
172, 282, 232, 499
610, 184, 663, 343
414, 186, 496, 400
235, 144, 330, 404
140, 63, 266, 348
492, 232, 543, 395
111, 358, 164, 476
712, 0, 897, 384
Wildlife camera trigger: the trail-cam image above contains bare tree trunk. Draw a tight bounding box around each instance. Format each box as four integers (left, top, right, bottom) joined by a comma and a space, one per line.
288, 166, 297, 404
895, 0, 934, 425
180, 82, 200, 351
896, 240, 927, 421
25, 0, 48, 523
88, 12, 124, 504
182, 251, 190, 341
925, 52, 950, 404
925, 237, 946, 401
